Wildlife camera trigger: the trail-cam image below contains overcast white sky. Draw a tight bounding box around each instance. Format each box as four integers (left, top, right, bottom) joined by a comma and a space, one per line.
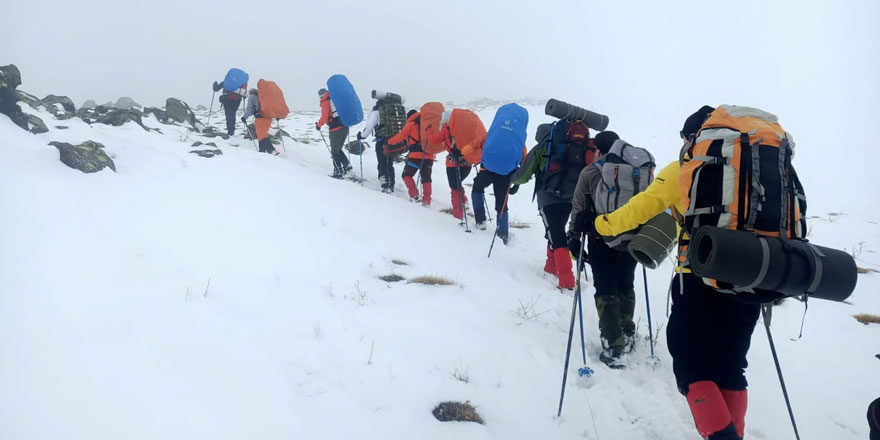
3, 0, 878, 115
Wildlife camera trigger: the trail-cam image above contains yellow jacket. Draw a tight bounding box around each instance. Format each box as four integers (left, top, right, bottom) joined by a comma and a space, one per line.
594, 160, 684, 236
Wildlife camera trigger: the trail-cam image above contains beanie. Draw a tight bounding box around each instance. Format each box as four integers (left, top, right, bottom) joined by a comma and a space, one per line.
318, 88, 328, 97
594, 131, 620, 155
681, 105, 715, 140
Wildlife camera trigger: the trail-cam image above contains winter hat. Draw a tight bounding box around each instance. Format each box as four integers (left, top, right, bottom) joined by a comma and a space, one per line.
681, 105, 715, 140
594, 131, 620, 155
318, 88, 328, 97
406, 109, 417, 118
441, 110, 452, 126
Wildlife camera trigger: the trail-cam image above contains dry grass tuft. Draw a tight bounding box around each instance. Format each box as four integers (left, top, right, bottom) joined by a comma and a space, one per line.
509, 221, 532, 229
432, 401, 484, 424
379, 274, 406, 283
409, 275, 455, 286
854, 314, 880, 325
439, 207, 453, 214
857, 267, 878, 274
391, 259, 408, 266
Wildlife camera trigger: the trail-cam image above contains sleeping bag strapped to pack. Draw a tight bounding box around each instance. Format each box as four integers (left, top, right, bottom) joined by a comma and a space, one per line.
482, 103, 529, 175
420, 102, 446, 154
594, 139, 656, 249
375, 92, 407, 139
256, 79, 289, 119
224, 68, 249, 92
448, 109, 487, 164
327, 74, 364, 127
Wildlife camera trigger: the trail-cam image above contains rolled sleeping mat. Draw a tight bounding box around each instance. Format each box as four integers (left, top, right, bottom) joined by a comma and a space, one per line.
689, 226, 857, 302
545, 98, 610, 131
345, 140, 370, 155
371, 90, 406, 104
628, 212, 678, 269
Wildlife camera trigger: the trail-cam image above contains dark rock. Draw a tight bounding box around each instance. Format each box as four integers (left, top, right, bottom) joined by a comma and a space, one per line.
55, 125, 68, 130
115, 97, 141, 110
191, 141, 218, 148
77, 106, 149, 131
165, 97, 204, 130
143, 106, 167, 122
191, 141, 203, 147
201, 126, 230, 140
195, 104, 207, 111
42, 94, 76, 113
16, 90, 42, 109
100, 101, 114, 108
27, 114, 48, 134
189, 149, 222, 158
0, 64, 28, 130
81, 99, 96, 109
50, 140, 116, 173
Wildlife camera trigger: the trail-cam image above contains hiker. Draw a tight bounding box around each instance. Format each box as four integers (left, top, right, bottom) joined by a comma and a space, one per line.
316, 88, 352, 178
870, 397, 880, 440
512, 120, 597, 290
357, 93, 406, 193
388, 109, 434, 206
594, 106, 790, 439
474, 103, 530, 245
241, 88, 279, 155
212, 71, 247, 136
566, 131, 647, 368
425, 109, 487, 221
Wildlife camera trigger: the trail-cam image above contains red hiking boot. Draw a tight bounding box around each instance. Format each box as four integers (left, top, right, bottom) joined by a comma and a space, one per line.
422, 182, 432, 207
553, 247, 575, 289
544, 245, 558, 275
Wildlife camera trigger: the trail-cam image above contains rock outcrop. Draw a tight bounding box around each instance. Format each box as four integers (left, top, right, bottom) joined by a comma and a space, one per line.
49, 140, 116, 173
115, 97, 141, 110
0, 64, 29, 130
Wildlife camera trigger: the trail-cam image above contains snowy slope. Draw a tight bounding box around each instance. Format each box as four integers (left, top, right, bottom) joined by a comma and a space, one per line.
0, 101, 878, 440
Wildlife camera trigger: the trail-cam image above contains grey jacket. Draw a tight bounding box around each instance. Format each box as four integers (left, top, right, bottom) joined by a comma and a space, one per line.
568, 164, 602, 234
243, 93, 261, 119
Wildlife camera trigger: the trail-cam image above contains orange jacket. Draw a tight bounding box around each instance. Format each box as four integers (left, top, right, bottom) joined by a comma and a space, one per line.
388, 112, 436, 161
316, 92, 343, 132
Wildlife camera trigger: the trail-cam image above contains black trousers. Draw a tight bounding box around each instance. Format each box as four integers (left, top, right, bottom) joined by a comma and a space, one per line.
446, 165, 472, 190
219, 95, 241, 136
375, 138, 395, 186
472, 169, 510, 223
540, 203, 572, 250
667, 273, 760, 392
403, 158, 433, 183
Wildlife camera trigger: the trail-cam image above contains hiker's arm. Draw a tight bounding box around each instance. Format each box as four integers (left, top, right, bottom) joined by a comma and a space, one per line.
360, 110, 379, 139
511, 146, 541, 185
569, 166, 595, 234
595, 161, 680, 237
316, 98, 331, 128
387, 121, 411, 146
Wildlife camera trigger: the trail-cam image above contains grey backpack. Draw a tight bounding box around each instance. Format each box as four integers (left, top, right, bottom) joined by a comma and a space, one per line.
593, 139, 656, 249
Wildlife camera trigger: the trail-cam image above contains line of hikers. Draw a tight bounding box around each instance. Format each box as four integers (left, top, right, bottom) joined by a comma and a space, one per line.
208, 71, 863, 440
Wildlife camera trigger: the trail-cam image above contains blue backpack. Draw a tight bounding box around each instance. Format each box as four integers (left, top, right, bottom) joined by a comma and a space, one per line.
481, 103, 529, 175
223, 68, 249, 92
327, 74, 364, 127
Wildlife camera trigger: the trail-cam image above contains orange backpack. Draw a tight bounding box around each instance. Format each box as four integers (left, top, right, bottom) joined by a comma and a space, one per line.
679, 104, 807, 240
448, 109, 487, 164
419, 102, 446, 154
257, 79, 290, 119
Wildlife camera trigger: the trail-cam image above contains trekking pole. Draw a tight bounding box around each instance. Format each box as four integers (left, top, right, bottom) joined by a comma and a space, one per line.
487, 182, 512, 258
643, 265, 660, 365
243, 118, 258, 151
358, 139, 365, 186
276, 119, 286, 152
576, 232, 591, 366
206, 90, 216, 128
475, 166, 493, 222
557, 233, 594, 417
317, 126, 331, 153
762, 305, 801, 440
454, 163, 471, 232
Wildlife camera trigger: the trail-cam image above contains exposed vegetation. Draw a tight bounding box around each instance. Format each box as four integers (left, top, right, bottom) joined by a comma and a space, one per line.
408, 275, 455, 286
432, 401, 484, 424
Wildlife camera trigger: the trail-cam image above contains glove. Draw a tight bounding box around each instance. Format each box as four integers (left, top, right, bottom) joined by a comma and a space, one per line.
567, 231, 590, 266
450, 147, 462, 158
356, 132, 363, 140
241, 116, 247, 123
572, 209, 597, 235
508, 184, 520, 195
212, 81, 222, 92
315, 122, 320, 130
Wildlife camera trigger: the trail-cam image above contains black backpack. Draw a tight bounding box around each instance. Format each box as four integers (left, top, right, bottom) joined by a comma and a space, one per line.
536, 121, 591, 198
376, 95, 407, 139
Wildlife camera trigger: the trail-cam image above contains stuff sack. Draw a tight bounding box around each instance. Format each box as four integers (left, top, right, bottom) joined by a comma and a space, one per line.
327, 74, 364, 127
594, 139, 656, 249
448, 109, 487, 164
224, 68, 249, 92
257, 80, 289, 119
482, 103, 529, 174
419, 102, 446, 154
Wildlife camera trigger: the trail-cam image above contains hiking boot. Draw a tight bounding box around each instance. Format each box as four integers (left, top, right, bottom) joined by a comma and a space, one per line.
410, 195, 421, 203
599, 347, 625, 369
497, 229, 509, 245
475, 222, 487, 230
344, 164, 353, 173
623, 334, 637, 354
272, 150, 280, 156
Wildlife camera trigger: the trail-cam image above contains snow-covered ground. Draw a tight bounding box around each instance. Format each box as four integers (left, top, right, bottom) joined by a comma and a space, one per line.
0, 99, 878, 440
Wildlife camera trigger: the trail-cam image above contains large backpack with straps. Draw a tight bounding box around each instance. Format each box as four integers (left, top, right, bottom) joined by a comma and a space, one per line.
326, 74, 364, 127
482, 103, 529, 174
594, 139, 656, 249
448, 109, 487, 164
419, 102, 446, 154
679, 105, 807, 288
376, 93, 407, 139
256, 79, 289, 119
535, 120, 596, 198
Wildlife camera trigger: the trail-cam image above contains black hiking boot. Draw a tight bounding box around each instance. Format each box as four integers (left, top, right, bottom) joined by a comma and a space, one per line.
497, 229, 509, 245
599, 347, 625, 369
